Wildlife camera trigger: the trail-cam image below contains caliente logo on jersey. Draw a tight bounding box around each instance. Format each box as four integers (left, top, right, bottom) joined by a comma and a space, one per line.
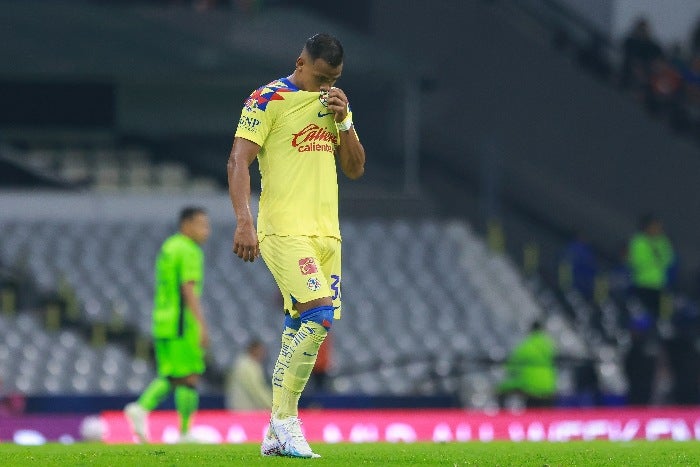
291, 124, 337, 153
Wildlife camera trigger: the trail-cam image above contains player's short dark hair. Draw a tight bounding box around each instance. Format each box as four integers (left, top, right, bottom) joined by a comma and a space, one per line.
247, 338, 264, 352
305, 33, 344, 67
179, 206, 206, 225
638, 212, 659, 231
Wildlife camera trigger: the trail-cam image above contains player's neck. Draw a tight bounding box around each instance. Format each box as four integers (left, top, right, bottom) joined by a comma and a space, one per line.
180, 230, 199, 245
287, 73, 306, 91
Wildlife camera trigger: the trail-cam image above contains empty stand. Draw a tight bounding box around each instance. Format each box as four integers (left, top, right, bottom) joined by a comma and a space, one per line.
0, 206, 594, 405
0, 311, 155, 395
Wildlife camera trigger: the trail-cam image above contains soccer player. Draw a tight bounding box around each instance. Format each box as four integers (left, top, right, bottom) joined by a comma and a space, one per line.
227, 33, 365, 458
124, 206, 211, 443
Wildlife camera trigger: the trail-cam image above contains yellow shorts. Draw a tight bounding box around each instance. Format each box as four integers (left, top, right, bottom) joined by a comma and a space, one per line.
260, 235, 342, 319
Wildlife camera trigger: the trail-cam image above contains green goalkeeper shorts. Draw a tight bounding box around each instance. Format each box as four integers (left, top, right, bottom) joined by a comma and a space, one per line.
154, 336, 205, 378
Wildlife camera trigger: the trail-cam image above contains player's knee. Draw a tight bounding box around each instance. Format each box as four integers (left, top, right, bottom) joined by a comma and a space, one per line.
300, 305, 334, 330
168, 375, 198, 388
284, 314, 301, 331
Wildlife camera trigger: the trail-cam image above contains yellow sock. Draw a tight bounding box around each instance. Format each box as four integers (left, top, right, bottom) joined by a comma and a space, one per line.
271, 325, 298, 415
275, 321, 327, 419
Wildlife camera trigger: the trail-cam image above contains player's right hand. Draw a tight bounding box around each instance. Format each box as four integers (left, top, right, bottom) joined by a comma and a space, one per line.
233, 222, 260, 262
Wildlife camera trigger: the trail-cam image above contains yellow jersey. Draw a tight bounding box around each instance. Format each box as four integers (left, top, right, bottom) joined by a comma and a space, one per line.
235, 77, 353, 240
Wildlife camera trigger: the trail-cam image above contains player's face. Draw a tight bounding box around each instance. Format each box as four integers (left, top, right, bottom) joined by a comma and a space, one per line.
647, 221, 663, 236
298, 53, 342, 92
187, 213, 211, 245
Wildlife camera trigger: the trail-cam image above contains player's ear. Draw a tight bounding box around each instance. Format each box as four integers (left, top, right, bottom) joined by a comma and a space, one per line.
295, 56, 304, 70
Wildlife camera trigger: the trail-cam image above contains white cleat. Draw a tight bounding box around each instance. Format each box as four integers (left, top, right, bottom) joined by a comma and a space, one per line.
261, 422, 283, 456
124, 402, 149, 443
270, 416, 320, 458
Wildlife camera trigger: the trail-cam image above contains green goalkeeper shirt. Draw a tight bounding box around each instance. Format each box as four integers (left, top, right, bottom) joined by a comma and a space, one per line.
152, 233, 204, 339
499, 330, 557, 398
628, 232, 674, 290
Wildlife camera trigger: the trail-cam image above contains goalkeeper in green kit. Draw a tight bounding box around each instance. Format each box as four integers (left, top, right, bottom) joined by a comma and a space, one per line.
125, 206, 211, 443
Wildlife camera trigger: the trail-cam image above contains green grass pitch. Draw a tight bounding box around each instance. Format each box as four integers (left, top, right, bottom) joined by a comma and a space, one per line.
1, 441, 700, 466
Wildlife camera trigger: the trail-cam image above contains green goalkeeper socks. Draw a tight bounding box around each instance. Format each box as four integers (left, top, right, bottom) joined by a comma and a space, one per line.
137, 377, 171, 411
175, 385, 199, 435
136, 378, 198, 434
275, 321, 327, 419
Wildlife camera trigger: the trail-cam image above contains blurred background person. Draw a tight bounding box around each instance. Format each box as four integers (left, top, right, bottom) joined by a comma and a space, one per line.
624, 213, 676, 406
225, 339, 272, 411
619, 17, 664, 99
665, 298, 700, 405
560, 231, 598, 301
623, 311, 657, 406
679, 53, 700, 136
498, 320, 557, 409
627, 213, 675, 322
125, 206, 211, 443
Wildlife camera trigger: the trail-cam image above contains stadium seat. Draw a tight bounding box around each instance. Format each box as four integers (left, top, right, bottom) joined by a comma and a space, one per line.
0, 214, 599, 402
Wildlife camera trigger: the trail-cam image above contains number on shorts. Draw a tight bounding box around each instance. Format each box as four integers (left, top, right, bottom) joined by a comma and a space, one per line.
330, 274, 341, 300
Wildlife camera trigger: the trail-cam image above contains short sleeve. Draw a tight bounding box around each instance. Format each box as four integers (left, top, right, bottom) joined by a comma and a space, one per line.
179, 245, 203, 285
234, 88, 276, 147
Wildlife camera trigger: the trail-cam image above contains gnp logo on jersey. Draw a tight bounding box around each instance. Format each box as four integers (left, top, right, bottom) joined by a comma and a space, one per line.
298, 257, 318, 275
307, 277, 322, 292
291, 124, 337, 154
238, 116, 261, 132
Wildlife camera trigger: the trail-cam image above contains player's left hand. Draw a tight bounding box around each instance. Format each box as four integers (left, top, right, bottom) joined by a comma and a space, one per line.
325, 86, 349, 123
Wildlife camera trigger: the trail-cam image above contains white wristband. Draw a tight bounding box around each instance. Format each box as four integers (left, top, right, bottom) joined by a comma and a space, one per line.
336, 114, 353, 132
